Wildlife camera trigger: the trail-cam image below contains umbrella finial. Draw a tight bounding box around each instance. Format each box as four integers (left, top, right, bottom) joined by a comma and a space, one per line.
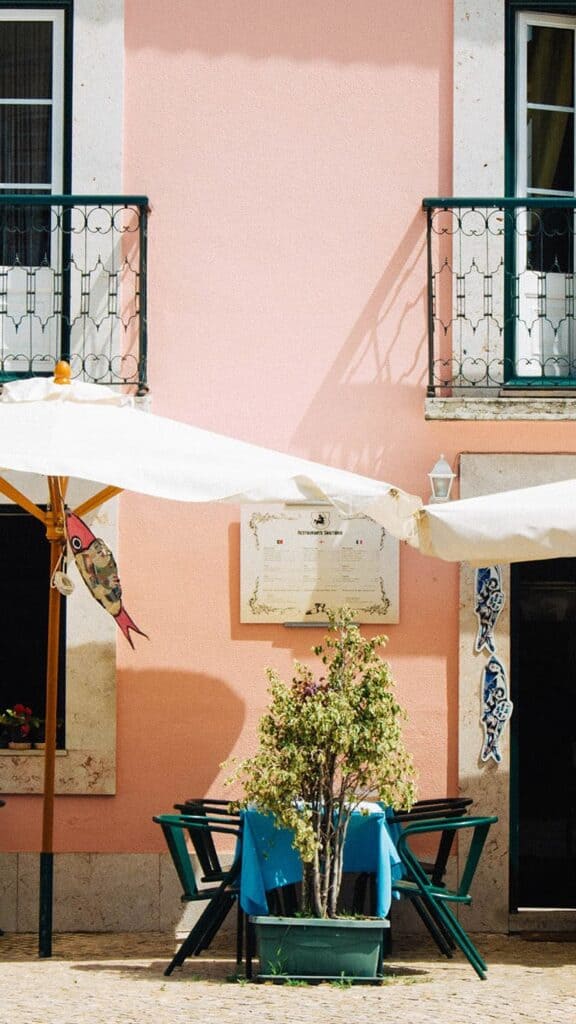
54, 360, 71, 385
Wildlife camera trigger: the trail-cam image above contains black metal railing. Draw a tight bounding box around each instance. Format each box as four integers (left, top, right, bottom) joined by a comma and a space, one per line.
424, 197, 576, 397
0, 194, 148, 393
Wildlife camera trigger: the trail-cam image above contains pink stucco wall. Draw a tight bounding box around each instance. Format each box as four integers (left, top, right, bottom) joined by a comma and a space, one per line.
11, 0, 574, 855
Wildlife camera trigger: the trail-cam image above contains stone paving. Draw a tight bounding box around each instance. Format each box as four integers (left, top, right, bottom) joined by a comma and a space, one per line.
0, 931, 575, 1024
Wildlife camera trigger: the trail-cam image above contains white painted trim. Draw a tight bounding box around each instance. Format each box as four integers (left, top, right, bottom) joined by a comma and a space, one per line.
0, 9, 65, 193
72, 0, 123, 194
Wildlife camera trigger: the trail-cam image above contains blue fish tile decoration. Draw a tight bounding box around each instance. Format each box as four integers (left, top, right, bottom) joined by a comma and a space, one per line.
480, 656, 513, 764
474, 566, 504, 655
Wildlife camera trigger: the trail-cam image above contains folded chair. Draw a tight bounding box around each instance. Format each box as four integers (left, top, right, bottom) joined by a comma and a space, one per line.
391, 814, 498, 979
391, 797, 474, 887
175, 798, 298, 918
353, 797, 473, 919
173, 799, 240, 884
154, 812, 247, 976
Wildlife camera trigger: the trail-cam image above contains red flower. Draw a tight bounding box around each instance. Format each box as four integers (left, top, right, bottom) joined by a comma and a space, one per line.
13, 703, 26, 715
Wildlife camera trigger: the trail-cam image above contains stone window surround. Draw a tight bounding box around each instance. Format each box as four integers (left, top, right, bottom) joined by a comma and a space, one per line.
426, 2, 576, 422
459, 453, 576, 933
0, 476, 117, 795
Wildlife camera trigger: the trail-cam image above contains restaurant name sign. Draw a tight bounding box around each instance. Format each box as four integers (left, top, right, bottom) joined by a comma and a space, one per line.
240, 503, 399, 624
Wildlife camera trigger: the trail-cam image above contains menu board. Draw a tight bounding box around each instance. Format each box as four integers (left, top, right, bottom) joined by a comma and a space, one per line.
240, 503, 399, 624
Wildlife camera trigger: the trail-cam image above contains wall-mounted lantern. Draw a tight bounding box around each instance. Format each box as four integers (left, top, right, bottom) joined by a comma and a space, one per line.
428, 454, 456, 503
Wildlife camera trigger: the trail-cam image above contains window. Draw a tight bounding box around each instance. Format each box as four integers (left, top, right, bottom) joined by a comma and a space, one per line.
0, 506, 66, 747
511, 9, 576, 381
0, 6, 68, 378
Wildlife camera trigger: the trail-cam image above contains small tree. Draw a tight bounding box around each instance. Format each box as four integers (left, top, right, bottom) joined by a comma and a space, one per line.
228, 607, 416, 918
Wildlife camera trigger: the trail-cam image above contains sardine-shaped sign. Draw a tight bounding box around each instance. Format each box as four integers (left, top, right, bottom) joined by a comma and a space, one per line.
65, 511, 148, 648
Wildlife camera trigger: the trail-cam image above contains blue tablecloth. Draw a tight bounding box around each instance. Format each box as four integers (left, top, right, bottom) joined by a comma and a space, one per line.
240, 806, 402, 917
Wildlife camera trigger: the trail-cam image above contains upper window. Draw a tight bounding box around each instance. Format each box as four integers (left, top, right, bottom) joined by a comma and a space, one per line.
512, 10, 576, 382
0, 9, 64, 265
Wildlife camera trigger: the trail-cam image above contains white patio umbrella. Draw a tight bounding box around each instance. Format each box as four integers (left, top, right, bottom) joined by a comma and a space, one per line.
411, 479, 576, 565
0, 365, 420, 956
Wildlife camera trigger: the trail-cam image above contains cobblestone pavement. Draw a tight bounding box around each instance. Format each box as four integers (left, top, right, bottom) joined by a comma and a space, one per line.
0, 931, 575, 1024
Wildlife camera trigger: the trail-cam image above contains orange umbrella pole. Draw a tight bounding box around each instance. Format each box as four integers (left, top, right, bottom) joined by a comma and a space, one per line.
39, 488, 66, 958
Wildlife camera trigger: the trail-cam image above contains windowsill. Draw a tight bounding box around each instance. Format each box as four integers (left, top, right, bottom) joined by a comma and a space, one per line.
425, 395, 576, 420
0, 748, 67, 756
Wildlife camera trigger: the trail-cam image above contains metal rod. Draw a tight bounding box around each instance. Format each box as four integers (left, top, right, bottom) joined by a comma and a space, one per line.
38, 852, 54, 958
136, 203, 149, 396
425, 206, 435, 398
423, 196, 576, 210
38, 478, 66, 958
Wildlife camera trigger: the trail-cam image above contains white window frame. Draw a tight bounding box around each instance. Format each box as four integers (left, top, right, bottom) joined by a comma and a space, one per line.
515, 10, 576, 200
514, 11, 576, 379
0, 8, 65, 194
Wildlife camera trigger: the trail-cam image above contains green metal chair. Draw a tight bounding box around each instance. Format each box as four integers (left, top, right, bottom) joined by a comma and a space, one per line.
391, 814, 498, 979
173, 799, 240, 884
174, 798, 298, 918
353, 797, 473, 926
390, 797, 474, 887
154, 812, 246, 976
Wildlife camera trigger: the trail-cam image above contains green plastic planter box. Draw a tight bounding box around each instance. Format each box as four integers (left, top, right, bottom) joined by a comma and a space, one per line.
251, 915, 390, 982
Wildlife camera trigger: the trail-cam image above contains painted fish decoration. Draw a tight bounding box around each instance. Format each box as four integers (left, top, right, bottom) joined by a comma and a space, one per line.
480, 655, 513, 764
65, 511, 148, 649
474, 566, 504, 655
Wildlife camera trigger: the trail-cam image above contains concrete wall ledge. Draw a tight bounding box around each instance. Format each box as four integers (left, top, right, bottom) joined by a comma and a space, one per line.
426, 397, 576, 420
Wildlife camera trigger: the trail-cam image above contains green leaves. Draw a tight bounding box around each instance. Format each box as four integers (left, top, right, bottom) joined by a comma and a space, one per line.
226, 606, 416, 916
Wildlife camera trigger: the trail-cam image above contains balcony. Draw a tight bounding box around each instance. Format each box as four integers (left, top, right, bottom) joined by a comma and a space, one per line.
424, 197, 576, 416
0, 194, 148, 393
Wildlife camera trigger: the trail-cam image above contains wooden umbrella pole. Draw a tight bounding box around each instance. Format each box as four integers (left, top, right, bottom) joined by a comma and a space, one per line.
39, 478, 66, 958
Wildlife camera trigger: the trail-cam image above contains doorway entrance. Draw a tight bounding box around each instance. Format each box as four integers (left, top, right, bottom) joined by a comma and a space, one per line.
510, 557, 576, 909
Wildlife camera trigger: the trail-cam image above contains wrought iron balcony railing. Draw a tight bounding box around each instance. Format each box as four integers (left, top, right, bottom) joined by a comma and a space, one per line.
424, 197, 576, 397
0, 194, 148, 393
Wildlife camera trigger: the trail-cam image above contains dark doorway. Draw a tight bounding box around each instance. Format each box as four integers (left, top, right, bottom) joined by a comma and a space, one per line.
0, 505, 66, 746
511, 558, 576, 909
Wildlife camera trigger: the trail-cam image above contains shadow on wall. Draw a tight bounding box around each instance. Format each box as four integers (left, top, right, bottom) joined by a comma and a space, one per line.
126, 0, 448, 66
118, 669, 246, 802
291, 212, 428, 475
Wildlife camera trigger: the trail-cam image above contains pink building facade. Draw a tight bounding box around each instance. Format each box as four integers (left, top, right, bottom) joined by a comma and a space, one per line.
1, 0, 575, 934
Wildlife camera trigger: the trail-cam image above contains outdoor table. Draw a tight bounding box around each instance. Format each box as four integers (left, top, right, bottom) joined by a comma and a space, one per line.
239, 803, 402, 917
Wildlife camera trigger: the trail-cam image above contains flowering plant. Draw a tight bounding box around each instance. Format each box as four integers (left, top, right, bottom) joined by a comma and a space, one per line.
0, 704, 40, 739
227, 607, 416, 918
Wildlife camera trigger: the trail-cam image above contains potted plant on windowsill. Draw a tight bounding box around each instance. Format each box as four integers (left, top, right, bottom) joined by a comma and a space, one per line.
0, 704, 40, 749
227, 607, 416, 981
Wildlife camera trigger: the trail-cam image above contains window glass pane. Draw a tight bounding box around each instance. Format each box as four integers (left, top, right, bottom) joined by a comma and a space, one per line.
0, 188, 51, 266
527, 206, 574, 274
527, 109, 574, 191
0, 22, 52, 100
527, 25, 573, 107
0, 105, 51, 184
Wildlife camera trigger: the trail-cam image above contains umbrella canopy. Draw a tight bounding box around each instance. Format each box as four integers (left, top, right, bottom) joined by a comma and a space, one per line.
414, 479, 576, 565
0, 376, 421, 534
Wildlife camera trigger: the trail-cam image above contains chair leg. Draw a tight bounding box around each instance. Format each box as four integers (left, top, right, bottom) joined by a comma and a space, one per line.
193, 893, 235, 954
409, 895, 455, 957
164, 893, 234, 976
245, 915, 256, 980
419, 894, 487, 980
236, 904, 244, 965
353, 873, 369, 915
